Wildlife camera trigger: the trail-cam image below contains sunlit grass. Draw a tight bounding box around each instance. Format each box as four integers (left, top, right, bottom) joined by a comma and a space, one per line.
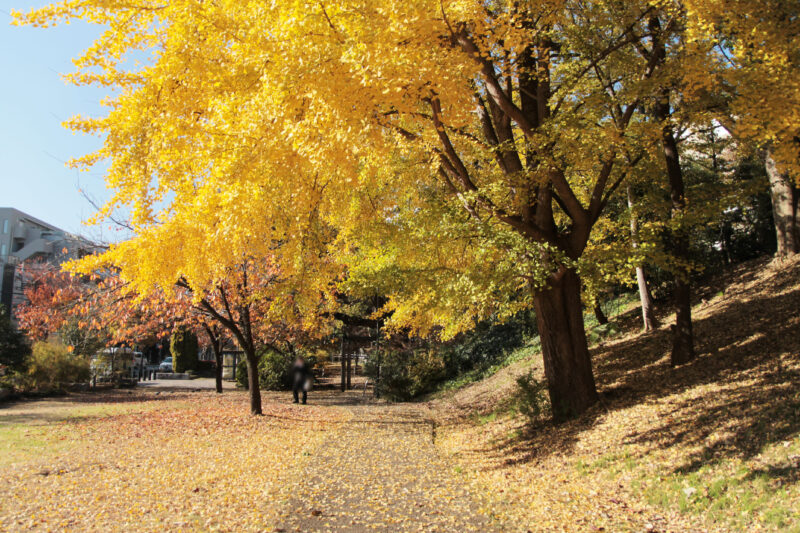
0, 395, 190, 467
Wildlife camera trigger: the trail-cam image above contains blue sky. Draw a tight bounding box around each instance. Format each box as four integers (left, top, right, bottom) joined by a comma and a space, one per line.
0, 1, 123, 242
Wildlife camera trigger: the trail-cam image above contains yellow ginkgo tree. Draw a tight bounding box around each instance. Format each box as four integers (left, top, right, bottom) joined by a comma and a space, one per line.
16, 0, 790, 419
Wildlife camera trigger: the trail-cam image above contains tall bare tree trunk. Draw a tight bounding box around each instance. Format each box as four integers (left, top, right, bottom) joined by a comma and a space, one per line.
651, 15, 695, 366
593, 304, 609, 326
766, 151, 800, 258
203, 325, 224, 394
661, 123, 695, 366
533, 269, 599, 422
661, 131, 695, 364
627, 187, 659, 331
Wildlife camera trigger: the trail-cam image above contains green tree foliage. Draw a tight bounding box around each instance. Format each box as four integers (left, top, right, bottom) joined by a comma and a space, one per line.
170, 327, 198, 374
235, 358, 249, 390
0, 305, 30, 371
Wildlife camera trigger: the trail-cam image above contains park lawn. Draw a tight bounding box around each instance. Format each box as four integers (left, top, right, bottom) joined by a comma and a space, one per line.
0, 394, 190, 468
431, 256, 800, 532
0, 391, 346, 532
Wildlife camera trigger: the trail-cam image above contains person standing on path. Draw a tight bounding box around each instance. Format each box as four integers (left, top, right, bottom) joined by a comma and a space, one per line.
291, 356, 311, 404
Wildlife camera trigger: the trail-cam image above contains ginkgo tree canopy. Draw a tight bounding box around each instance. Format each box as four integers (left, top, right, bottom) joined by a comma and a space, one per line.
16, 0, 666, 319
17, 0, 789, 418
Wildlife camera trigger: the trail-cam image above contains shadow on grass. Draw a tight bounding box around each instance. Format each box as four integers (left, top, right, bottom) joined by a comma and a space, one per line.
469, 257, 800, 475
0, 389, 205, 428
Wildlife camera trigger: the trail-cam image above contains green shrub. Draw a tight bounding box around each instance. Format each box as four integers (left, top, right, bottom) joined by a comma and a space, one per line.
367, 349, 447, 401
409, 350, 447, 396
236, 358, 249, 388
27, 341, 90, 391
441, 316, 528, 375
586, 322, 620, 345
236, 349, 318, 391
515, 370, 550, 423
257, 349, 295, 390
170, 328, 198, 373
0, 370, 26, 392
365, 350, 405, 400
366, 313, 531, 401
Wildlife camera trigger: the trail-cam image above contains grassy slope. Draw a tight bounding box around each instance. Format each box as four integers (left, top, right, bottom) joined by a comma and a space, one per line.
429, 256, 800, 532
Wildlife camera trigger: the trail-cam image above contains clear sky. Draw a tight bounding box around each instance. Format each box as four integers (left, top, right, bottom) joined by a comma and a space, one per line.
0, 1, 124, 242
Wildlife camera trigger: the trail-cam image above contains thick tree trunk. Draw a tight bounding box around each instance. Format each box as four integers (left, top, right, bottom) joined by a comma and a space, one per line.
671, 272, 694, 365
766, 151, 800, 258
533, 269, 599, 422
244, 346, 262, 415
627, 187, 659, 331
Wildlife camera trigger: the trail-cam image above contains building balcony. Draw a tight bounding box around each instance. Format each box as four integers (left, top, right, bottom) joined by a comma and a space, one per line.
11, 238, 54, 262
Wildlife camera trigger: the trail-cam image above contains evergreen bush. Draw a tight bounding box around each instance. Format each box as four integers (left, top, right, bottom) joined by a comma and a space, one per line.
236, 348, 318, 390
0, 304, 30, 371
170, 328, 198, 373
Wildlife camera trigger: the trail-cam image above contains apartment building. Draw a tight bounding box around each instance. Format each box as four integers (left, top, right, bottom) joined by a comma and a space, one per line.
0, 207, 100, 317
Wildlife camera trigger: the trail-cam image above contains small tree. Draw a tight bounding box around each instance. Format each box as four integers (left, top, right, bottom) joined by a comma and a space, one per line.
0, 304, 30, 371
170, 327, 198, 373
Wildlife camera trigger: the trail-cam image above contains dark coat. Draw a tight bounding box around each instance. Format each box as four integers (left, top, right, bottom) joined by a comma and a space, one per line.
291, 360, 310, 386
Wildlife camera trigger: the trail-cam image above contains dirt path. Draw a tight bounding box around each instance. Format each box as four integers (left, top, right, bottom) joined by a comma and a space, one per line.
274, 394, 495, 532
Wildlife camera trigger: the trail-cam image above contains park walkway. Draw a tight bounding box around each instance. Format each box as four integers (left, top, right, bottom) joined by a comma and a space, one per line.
273, 392, 495, 532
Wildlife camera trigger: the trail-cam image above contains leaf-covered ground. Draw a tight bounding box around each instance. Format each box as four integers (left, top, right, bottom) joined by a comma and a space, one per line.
275, 401, 491, 532
0, 391, 347, 532
0, 390, 492, 532
2, 257, 798, 532
429, 256, 800, 532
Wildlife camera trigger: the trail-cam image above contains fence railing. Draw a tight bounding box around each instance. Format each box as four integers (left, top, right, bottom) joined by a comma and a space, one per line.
129, 364, 161, 381
330, 353, 369, 365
